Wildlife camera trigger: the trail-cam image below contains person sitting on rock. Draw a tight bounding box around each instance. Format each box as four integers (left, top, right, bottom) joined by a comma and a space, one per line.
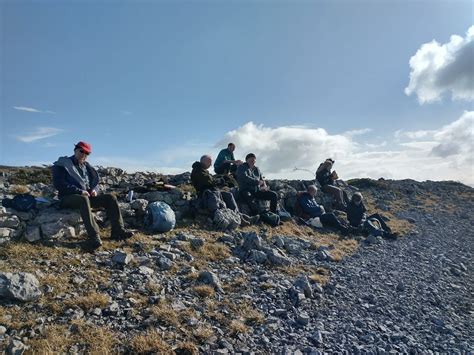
316, 158, 348, 211
214, 143, 243, 175
347, 192, 399, 239
191, 155, 259, 225
52, 141, 134, 250
298, 185, 349, 234
236, 153, 278, 215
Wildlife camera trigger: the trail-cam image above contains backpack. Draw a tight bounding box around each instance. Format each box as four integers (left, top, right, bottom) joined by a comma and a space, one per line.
144, 201, 176, 233
260, 210, 280, 227
2, 194, 37, 212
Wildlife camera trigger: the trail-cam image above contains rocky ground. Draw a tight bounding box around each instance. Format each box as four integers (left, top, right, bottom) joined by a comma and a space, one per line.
0, 166, 472, 354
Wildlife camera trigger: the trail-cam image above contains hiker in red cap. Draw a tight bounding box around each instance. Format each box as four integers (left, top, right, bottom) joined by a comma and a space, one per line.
52, 141, 134, 250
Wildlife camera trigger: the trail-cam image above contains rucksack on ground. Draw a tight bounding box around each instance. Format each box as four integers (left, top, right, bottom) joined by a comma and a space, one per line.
260, 210, 280, 227
2, 194, 37, 212
144, 201, 176, 233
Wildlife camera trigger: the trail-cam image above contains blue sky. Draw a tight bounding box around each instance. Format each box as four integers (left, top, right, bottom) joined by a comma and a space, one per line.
1, 0, 473, 184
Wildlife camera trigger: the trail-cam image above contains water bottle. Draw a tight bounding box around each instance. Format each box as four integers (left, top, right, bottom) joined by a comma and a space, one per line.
127, 190, 134, 203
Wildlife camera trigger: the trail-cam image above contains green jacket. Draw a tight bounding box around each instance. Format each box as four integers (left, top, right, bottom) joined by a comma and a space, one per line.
213, 148, 235, 170
191, 161, 216, 195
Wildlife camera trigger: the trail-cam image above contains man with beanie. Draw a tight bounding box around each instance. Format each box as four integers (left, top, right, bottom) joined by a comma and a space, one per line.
52, 141, 133, 250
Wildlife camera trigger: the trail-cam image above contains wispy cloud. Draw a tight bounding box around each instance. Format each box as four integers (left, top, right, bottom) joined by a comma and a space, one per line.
120, 110, 132, 116
16, 127, 63, 143
13, 106, 56, 114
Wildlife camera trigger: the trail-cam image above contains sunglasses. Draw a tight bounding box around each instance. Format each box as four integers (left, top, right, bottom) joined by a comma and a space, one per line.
79, 149, 90, 156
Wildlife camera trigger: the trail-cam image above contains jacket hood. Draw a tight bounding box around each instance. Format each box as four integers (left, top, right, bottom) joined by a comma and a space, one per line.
53, 156, 73, 167
192, 161, 202, 170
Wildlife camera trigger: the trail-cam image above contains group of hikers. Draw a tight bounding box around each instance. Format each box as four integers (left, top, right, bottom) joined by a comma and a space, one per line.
51, 141, 398, 250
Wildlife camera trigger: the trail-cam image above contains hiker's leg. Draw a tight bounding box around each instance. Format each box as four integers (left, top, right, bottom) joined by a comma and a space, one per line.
254, 190, 278, 213
215, 162, 231, 175
369, 213, 392, 233
221, 191, 239, 212
240, 191, 259, 215
90, 194, 124, 233
61, 194, 100, 237
320, 212, 348, 234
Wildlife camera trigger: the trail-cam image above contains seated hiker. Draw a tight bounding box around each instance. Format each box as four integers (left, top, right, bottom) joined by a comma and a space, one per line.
52, 141, 133, 250
316, 158, 348, 211
191, 155, 258, 225
214, 143, 243, 175
347, 192, 399, 238
297, 185, 349, 234
236, 153, 278, 215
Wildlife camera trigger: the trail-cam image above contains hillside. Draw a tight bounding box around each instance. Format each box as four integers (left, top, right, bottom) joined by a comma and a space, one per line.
0, 166, 473, 353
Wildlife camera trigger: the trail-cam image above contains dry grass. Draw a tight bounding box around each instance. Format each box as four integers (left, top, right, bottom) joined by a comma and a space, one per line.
174, 342, 199, 355
9, 184, 30, 194
192, 285, 215, 298
27, 321, 117, 354
229, 320, 248, 334
193, 324, 214, 343
65, 292, 110, 311
308, 267, 331, 285
150, 304, 180, 327
128, 329, 172, 354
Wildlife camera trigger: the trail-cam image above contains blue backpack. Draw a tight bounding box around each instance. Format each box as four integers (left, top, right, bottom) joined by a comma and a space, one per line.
144, 201, 176, 233
2, 194, 37, 212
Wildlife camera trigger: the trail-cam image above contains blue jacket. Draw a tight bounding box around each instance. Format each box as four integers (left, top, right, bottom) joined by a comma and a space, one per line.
299, 192, 324, 218
52, 156, 99, 198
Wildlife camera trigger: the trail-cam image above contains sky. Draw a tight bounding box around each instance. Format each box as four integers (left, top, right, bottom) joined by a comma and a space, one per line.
1, 0, 473, 185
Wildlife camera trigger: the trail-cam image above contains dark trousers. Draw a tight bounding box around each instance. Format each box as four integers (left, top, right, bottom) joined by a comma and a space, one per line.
60, 193, 124, 238
241, 190, 278, 215
215, 162, 237, 175
320, 212, 348, 233
365, 213, 392, 234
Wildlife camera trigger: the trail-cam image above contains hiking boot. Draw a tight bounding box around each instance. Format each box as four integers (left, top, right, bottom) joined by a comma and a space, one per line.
240, 214, 251, 227
249, 215, 260, 225
85, 235, 102, 250
385, 232, 400, 240
110, 229, 134, 241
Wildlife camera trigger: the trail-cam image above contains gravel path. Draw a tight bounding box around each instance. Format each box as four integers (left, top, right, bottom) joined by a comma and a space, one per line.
294, 208, 474, 353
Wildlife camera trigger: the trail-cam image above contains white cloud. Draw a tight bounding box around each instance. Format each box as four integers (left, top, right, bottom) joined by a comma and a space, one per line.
16, 127, 63, 143
13, 106, 56, 114
217, 115, 474, 186
405, 26, 474, 103
343, 128, 372, 137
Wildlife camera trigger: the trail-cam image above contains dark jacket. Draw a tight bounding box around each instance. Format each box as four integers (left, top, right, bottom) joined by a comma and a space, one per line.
191, 161, 216, 196
316, 164, 333, 187
299, 192, 324, 218
52, 156, 99, 198
236, 162, 262, 193
346, 200, 367, 227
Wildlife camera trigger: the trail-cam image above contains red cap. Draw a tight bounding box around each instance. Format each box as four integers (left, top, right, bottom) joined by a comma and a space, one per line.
75, 141, 92, 153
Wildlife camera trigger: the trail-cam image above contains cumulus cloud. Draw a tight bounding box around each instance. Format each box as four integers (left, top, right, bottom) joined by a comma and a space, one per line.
217, 122, 354, 175
13, 106, 56, 114
217, 114, 474, 186
405, 26, 474, 103
16, 127, 63, 143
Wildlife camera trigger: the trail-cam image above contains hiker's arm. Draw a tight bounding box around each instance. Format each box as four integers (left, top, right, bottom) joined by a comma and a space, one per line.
237, 166, 260, 186
52, 166, 83, 195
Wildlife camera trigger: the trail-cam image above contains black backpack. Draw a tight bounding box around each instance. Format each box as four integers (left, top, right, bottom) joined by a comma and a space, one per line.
260, 210, 280, 227
2, 194, 37, 212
